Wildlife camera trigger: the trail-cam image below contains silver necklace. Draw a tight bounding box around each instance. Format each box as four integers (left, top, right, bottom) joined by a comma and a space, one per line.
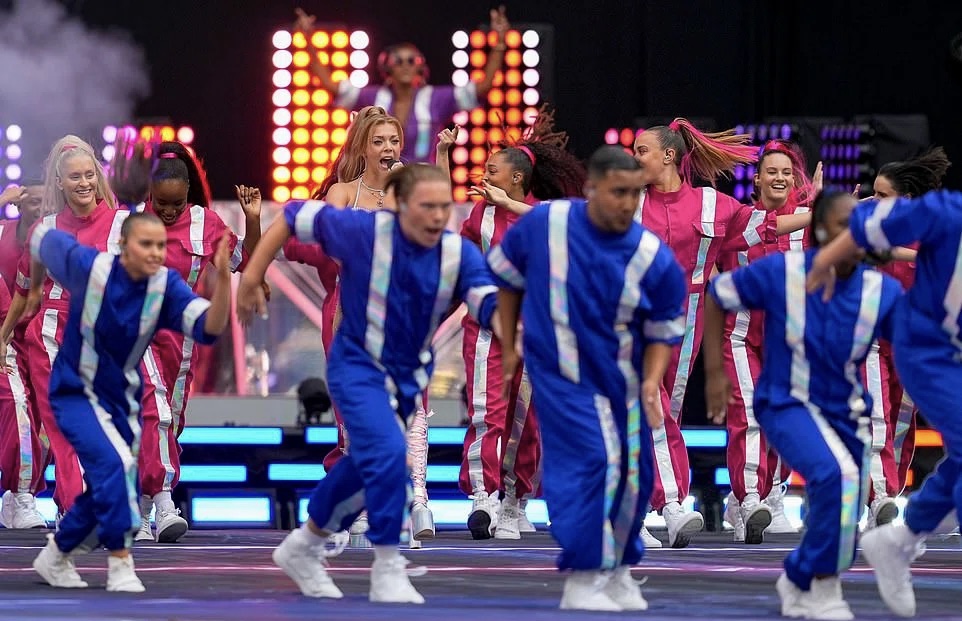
359, 178, 385, 208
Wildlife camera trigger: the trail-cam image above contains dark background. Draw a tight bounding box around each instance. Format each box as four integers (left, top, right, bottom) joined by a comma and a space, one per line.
28, 0, 962, 198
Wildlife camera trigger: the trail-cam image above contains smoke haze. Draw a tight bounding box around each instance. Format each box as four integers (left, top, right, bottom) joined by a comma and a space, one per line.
0, 0, 149, 183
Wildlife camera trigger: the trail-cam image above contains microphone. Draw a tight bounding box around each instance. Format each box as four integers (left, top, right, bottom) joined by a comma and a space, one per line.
388, 159, 404, 171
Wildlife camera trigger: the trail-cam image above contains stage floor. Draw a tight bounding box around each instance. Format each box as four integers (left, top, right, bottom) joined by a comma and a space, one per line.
1, 529, 960, 620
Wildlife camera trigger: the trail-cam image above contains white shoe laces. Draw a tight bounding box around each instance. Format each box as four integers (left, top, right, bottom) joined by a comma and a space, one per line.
323, 531, 349, 558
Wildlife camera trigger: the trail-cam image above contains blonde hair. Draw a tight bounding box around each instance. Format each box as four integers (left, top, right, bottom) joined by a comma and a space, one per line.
42, 135, 116, 215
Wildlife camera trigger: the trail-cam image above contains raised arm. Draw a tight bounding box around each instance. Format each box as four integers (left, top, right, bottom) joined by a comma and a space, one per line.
296, 8, 340, 95
475, 6, 510, 99
235, 184, 264, 260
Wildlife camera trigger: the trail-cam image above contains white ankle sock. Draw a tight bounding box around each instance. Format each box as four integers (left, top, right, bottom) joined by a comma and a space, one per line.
153, 491, 175, 512
373, 545, 400, 562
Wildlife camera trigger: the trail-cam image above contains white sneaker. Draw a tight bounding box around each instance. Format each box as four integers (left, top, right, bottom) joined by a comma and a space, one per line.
603, 566, 648, 611
870, 496, 899, 528
370, 556, 425, 604
155, 508, 188, 543
350, 512, 370, 535
495, 499, 521, 540
641, 525, 662, 548
410, 502, 435, 541
1, 490, 48, 529
560, 570, 621, 611
33, 534, 88, 588
518, 499, 536, 533
775, 572, 807, 618
272, 529, 344, 598
135, 496, 153, 542
467, 491, 499, 540
764, 483, 799, 534
106, 555, 146, 593
663, 502, 703, 548
740, 496, 772, 545
797, 576, 853, 620
725, 493, 746, 542
860, 523, 923, 617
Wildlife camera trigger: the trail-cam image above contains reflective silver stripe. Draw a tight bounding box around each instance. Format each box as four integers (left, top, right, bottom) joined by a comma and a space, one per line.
942, 234, 962, 350
454, 82, 479, 110
188, 205, 206, 254
142, 345, 176, 489
712, 272, 744, 310
864, 198, 897, 251
487, 245, 524, 289
466, 328, 493, 492
170, 336, 195, 426
644, 317, 685, 341
122, 268, 169, 417
865, 342, 888, 496
743, 209, 765, 247
75, 252, 140, 526
40, 309, 60, 367
181, 298, 211, 338
229, 239, 244, 271
320, 489, 366, 533
611, 229, 659, 565
294, 201, 325, 243
700, 187, 718, 237
373, 86, 392, 110
412, 234, 462, 389
29, 218, 54, 261
364, 211, 394, 360
480, 205, 496, 253
16, 270, 29, 290
78, 254, 114, 388
789, 206, 810, 249
842, 270, 882, 417
106, 210, 130, 255
785, 251, 810, 402
731, 336, 761, 494
413, 86, 434, 159
5, 342, 32, 493
465, 285, 497, 322
547, 200, 578, 383
335, 80, 361, 110
807, 405, 864, 573
634, 190, 646, 223
593, 394, 621, 569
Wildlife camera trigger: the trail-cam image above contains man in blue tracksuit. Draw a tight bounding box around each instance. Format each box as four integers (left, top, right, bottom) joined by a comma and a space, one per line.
22, 212, 230, 593
488, 146, 686, 612
809, 188, 962, 618
236, 165, 499, 604
705, 190, 903, 620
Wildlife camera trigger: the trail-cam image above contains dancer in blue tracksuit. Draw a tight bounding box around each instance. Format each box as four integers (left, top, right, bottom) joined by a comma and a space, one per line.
704, 191, 902, 620
488, 146, 686, 612
236, 164, 499, 604
20, 212, 232, 592
808, 188, 962, 618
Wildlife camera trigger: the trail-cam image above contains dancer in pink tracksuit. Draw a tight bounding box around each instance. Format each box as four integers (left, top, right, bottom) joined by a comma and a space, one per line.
133, 141, 259, 543
457, 107, 586, 539
1, 136, 128, 517
717, 140, 815, 543
861, 147, 950, 529
0, 182, 47, 528
631, 119, 807, 547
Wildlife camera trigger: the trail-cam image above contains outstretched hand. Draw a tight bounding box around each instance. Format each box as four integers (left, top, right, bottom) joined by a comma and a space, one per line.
293, 7, 316, 33
235, 185, 262, 219
489, 5, 510, 38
